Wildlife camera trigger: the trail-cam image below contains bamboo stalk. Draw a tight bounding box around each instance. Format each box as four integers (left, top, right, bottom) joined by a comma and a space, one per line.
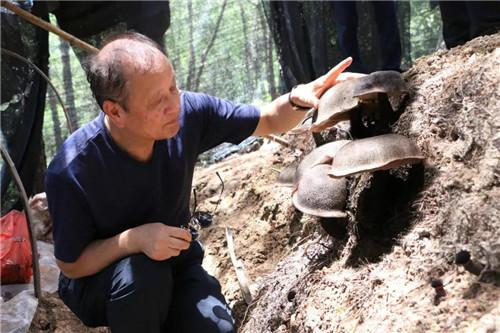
0, 142, 42, 299
1, 1, 98, 53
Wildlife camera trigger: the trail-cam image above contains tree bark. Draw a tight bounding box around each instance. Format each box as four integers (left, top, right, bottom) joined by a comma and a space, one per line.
238, 0, 253, 90
186, 0, 196, 90
259, 3, 278, 99
59, 39, 79, 129
266, 35, 278, 100
48, 88, 64, 150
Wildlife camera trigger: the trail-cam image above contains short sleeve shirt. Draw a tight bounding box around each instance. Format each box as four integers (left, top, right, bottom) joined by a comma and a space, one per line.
45, 91, 260, 263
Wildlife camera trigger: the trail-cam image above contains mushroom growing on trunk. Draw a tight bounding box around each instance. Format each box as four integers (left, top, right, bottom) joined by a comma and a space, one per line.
292, 164, 348, 218
310, 78, 362, 133
353, 70, 408, 102
328, 134, 424, 178
276, 140, 350, 187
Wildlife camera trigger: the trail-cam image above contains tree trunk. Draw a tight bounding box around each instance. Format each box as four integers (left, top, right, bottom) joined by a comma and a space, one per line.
266, 35, 278, 100
186, 0, 196, 90
59, 39, 79, 130
193, 0, 228, 91
259, 3, 278, 99
48, 88, 64, 150
238, 0, 253, 90
397, 1, 412, 67
33, 138, 47, 194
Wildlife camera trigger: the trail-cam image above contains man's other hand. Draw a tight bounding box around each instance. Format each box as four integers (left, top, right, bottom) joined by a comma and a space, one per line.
134, 223, 192, 261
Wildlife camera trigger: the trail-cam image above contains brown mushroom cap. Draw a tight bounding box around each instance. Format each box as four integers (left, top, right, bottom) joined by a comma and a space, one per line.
353, 71, 408, 101
277, 141, 350, 187
310, 79, 361, 132
328, 134, 424, 178
290, 108, 316, 134
292, 164, 348, 218
295, 140, 350, 186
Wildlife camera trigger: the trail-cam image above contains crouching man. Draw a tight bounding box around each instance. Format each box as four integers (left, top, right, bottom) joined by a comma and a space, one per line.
45, 32, 355, 332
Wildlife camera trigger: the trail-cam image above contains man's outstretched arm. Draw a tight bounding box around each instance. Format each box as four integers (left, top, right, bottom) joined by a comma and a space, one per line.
253, 57, 365, 137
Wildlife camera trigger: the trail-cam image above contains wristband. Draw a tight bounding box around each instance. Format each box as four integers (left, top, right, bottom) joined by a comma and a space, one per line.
288, 85, 311, 111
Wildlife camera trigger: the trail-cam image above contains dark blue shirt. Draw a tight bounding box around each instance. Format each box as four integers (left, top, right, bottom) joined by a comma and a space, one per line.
45, 91, 260, 263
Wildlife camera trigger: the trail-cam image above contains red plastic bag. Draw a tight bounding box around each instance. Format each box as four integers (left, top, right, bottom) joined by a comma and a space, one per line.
0, 210, 33, 284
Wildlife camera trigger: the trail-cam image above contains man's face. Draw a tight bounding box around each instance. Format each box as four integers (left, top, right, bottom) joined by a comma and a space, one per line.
120, 57, 181, 141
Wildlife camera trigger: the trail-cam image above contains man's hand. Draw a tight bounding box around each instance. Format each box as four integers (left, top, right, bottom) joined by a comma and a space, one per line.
133, 223, 192, 261
289, 57, 367, 110
56, 222, 192, 279
253, 57, 367, 137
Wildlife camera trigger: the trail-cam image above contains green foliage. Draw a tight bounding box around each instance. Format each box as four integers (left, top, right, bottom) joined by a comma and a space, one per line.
165, 0, 280, 103
42, 3, 279, 163
410, 2, 442, 61
41, 2, 443, 164
43, 14, 100, 162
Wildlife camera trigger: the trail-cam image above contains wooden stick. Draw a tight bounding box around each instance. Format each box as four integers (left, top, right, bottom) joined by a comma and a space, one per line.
1, 1, 98, 54
264, 134, 289, 147
0, 141, 42, 299
225, 227, 253, 305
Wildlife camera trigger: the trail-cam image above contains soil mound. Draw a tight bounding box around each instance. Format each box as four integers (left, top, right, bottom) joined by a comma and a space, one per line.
28, 33, 500, 333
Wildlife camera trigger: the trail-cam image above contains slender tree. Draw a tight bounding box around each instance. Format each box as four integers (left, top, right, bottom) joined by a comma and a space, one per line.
193, 0, 228, 91
258, 2, 278, 99
186, 0, 196, 90
238, 0, 253, 90
59, 39, 79, 129
48, 88, 63, 151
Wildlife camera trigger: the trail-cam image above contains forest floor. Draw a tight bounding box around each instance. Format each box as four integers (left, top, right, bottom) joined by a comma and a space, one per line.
27, 33, 499, 332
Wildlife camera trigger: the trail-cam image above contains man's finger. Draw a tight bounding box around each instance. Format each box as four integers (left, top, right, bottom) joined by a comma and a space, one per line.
169, 236, 191, 250
315, 57, 353, 98
170, 226, 193, 242
337, 72, 367, 81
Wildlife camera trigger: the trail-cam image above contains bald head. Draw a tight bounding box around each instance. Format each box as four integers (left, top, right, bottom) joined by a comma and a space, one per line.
86, 32, 168, 110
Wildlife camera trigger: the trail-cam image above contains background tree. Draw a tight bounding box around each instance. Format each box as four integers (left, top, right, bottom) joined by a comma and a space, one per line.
48, 87, 63, 151
193, 0, 228, 91
59, 39, 79, 130
186, 0, 196, 90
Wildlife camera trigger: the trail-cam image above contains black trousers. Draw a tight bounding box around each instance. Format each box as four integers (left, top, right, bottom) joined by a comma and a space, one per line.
58, 241, 234, 333
331, 1, 402, 73
439, 1, 500, 48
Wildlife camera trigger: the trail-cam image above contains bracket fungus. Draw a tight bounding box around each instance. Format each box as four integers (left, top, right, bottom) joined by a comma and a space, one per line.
307, 71, 408, 135
295, 140, 350, 185
292, 164, 348, 218
350, 71, 408, 138
353, 70, 408, 102
328, 134, 424, 178
310, 78, 361, 133
276, 140, 350, 187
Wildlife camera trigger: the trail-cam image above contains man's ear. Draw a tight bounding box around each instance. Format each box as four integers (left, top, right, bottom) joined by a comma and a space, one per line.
102, 100, 126, 128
